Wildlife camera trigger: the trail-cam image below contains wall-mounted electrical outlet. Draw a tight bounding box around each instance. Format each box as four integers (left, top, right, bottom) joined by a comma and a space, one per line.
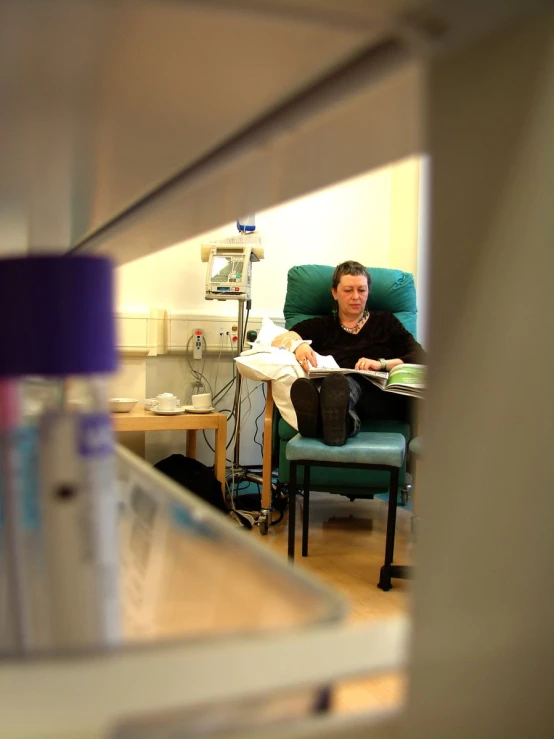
192, 328, 203, 360
166, 313, 286, 354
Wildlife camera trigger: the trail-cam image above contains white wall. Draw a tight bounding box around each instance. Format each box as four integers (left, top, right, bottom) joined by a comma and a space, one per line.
115, 162, 401, 316
113, 156, 422, 469
389, 157, 420, 280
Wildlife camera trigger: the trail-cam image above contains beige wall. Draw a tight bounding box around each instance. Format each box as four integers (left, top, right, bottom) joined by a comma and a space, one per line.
115, 156, 421, 318
389, 157, 420, 281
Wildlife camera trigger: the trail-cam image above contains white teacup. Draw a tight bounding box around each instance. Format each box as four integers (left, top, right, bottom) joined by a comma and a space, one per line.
155, 393, 180, 411
191, 393, 212, 410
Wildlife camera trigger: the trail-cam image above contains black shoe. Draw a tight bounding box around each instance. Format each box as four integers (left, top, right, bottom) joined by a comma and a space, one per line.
320, 374, 351, 446
290, 378, 320, 438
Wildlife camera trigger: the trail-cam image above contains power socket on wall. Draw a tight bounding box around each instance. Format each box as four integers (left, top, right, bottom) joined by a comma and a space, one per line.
166, 313, 285, 353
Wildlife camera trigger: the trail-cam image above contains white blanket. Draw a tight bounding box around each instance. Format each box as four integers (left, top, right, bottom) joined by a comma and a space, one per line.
235, 344, 336, 429
234, 316, 341, 428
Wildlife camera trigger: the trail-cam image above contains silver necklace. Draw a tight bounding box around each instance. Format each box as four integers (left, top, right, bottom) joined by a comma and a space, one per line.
340, 311, 369, 334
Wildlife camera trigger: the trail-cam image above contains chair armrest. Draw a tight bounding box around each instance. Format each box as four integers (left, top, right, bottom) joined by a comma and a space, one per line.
261, 381, 275, 510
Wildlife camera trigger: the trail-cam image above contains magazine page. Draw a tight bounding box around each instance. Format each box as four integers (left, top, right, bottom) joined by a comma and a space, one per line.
383, 385, 424, 398
313, 355, 340, 370
386, 363, 426, 389
308, 366, 388, 387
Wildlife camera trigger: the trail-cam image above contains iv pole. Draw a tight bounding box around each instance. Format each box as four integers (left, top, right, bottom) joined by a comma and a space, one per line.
227, 272, 274, 535
232, 295, 247, 469
202, 234, 274, 534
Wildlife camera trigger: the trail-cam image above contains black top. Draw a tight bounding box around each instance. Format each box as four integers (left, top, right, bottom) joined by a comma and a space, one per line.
291, 312, 424, 369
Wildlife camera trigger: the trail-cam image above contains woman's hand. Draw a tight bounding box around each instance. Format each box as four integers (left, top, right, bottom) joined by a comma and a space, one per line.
295, 343, 318, 373
272, 331, 301, 351
272, 331, 317, 373
355, 357, 383, 371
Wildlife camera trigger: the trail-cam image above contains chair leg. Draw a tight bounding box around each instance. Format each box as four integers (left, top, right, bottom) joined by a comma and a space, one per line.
288, 462, 297, 561
378, 467, 400, 591
301, 464, 311, 557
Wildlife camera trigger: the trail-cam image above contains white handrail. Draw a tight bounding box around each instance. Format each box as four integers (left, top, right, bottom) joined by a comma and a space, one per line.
0, 617, 408, 739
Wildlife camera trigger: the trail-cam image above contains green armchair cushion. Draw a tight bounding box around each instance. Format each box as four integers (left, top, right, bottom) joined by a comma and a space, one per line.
284, 265, 418, 338
286, 432, 406, 468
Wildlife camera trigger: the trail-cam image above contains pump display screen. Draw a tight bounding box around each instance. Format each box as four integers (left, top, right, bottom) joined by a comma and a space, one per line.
210, 256, 244, 284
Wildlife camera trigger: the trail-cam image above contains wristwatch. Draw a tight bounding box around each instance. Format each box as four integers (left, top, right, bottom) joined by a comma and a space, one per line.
379, 358, 387, 372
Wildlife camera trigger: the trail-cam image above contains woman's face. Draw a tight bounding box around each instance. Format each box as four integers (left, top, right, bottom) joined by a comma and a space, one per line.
331, 274, 369, 317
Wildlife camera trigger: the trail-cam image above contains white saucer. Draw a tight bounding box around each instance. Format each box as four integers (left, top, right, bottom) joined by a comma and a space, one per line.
151, 406, 186, 415
183, 405, 215, 414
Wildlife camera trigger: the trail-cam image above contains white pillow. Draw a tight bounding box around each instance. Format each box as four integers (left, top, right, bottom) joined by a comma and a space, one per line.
271, 376, 302, 428
234, 348, 300, 383
255, 316, 287, 346
235, 349, 302, 427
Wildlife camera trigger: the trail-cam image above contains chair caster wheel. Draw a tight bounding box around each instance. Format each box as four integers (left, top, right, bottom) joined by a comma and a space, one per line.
258, 515, 269, 535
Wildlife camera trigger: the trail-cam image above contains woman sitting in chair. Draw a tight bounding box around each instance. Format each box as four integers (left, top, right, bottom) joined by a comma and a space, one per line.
272, 260, 425, 446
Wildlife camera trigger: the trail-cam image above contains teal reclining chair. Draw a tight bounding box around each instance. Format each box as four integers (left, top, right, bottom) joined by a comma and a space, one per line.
270, 264, 418, 502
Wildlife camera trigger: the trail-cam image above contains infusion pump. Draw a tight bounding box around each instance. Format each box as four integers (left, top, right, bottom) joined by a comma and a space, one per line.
204, 244, 261, 301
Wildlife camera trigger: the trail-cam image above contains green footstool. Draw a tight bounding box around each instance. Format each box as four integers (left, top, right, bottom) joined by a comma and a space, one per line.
286, 431, 408, 591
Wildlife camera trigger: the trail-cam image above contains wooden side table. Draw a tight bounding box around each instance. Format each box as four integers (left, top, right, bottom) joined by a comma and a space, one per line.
112, 406, 227, 487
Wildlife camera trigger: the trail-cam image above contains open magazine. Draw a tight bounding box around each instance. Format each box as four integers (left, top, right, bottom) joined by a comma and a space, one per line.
309, 361, 425, 399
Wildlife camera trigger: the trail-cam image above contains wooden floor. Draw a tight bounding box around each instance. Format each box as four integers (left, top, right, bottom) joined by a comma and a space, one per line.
255, 491, 413, 715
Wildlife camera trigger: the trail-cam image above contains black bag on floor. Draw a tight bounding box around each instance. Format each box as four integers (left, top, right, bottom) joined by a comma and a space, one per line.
154, 454, 228, 514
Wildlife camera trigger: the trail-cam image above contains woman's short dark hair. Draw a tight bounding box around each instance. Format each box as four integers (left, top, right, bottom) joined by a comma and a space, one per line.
331, 261, 371, 292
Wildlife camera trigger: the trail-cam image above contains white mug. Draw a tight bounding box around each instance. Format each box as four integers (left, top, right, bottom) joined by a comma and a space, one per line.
191, 393, 212, 410
155, 393, 179, 411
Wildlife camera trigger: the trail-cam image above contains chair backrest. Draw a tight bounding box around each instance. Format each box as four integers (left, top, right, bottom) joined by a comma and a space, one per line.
283, 265, 418, 338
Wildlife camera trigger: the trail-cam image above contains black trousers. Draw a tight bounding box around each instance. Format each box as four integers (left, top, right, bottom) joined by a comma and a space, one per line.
312, 375, 410, 437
